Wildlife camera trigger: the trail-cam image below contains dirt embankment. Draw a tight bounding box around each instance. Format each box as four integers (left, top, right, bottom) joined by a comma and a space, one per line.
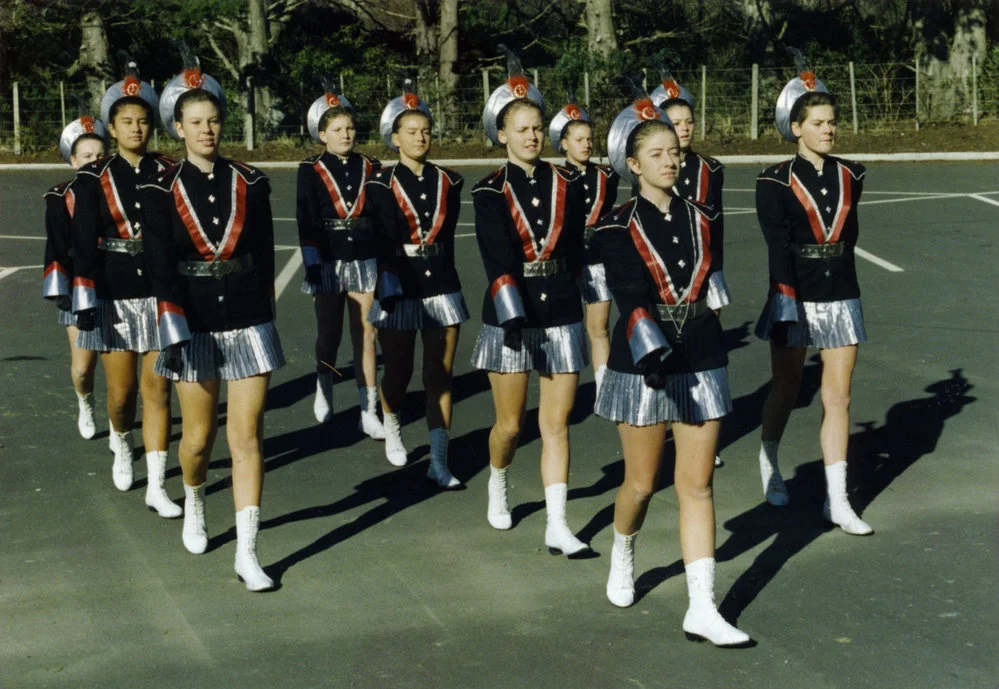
2, 120, 996, 164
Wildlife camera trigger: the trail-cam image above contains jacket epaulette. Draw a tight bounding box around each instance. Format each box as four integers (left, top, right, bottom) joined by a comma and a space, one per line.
76, 154, 116, 178
595, 198, 638, 230
360, 153, 381, 168
473, 166, 506, 194
43, 179, 74, 198
153, 153, 178, 169
694, 152, 724, 173
593, 162, 615, 177
369, 163, 396, 188
439, 165, 463, 186
300, 153, 322, 165
757, 159, 793, 186
553, 162, 581, 181
832, 156, 866, 180
683, 197, 721, 222
139, 162, 183, 192
230, 160, 268, 185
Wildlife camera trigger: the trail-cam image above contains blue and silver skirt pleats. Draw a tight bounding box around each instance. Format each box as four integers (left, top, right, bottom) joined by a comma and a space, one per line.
580, 262, 612, 304
755, 297, 866, 349
300, 258, 378, 296
57, 308, 76, 327
75, 296, 160, 353
154, 321, 285, 382
594, 366, 732, 426
470, 322, 588, 374
368, 291, 469, 330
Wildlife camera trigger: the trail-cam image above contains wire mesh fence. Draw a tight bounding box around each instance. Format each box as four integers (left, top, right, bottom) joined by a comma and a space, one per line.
1, 60, 993, 154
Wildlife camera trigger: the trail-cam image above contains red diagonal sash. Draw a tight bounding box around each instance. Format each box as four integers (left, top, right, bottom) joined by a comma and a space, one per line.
688, 209, 712, 298
100, 168, 135, 239
65, 189, 76, 219
314, 156, 370, 219
503, 169, 568, 263
585, 168, 608, 226
628, 215, 676, 305
697, 158, 710, 204
790, 164, 852, 244
172, 172, 247, 262
391, 168, 450, 245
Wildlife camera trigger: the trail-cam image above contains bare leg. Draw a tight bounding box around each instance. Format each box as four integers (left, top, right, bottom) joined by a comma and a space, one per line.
174, 379, 220, 486
66, 325, 97, 396
613, 422, 668, 535
487, 371, 529, 470
585, 301, 611, 374
101, 350, 139, 432
139, 351, 171, 453
347, 290, 379, 389
537, 372, 579, 487
672, 420, 720, 564
226, 374, 271, 511
421, 326, 460, 430
818, 345, 857, 467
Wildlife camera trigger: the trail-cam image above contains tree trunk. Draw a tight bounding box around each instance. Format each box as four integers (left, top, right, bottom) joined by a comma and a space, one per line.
583, 0, 617, 57
913, 0, 987, 119
79, 10, 112, 116
438, 0, 458, 137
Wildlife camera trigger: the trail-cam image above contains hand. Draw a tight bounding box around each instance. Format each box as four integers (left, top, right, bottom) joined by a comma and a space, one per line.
639, 350, 669, 390
501, 320, 522, 350
770, 322, 790, 348
305, 263, 323, 286
75, 308, 96, 331
55, 295, 72, 311
160, 343, 186, 374
379, 293, 399, 314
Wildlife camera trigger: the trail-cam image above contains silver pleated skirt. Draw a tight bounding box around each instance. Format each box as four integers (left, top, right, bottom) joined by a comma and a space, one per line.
755, 297, 867, 349
471, 322, 588, 374
75, 296, 160, 353
57, 308, 76, 327
580, 262, 612, 304
594, 366, 732, 426
368, 291, 469, 330
300, 258, 377, 296
154, 321, 285, 382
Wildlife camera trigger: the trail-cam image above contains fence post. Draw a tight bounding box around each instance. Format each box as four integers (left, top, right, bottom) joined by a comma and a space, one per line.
151, 79, 158, 150
340, 74, 345, 95
914, 61, 920, 131
972, 55, 978, 125
583, 71, 590, 108
641, 68, 647, 92
848, 62, 858, 134
386, 73, 392, 98
60, 81, 66, 128
532, 69, 539, 88
482, 69, 491, 146
13, 81, 21, 155
700, 65, 706, 141
247, 76, 256, 151
435, 73, 443, 134
751, 64, 758, 140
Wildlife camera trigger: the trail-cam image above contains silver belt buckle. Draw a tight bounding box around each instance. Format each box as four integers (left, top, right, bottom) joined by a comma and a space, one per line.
126, 241, 142, 257
209, 260, 228, 280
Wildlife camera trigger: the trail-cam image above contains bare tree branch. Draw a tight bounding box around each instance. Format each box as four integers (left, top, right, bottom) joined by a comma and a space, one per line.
202, 22, 240, 80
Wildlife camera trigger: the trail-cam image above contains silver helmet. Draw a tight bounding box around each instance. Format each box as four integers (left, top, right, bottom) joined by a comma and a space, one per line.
650, 70, 694, 111
482, 45, 545, 147
379, 77, 432, 152
607, 96, 667, 183
307, 78, 355, 144
775, 49, 830, 142
159, 44, 226, 140
59, 115, 109, 164
99, 60, 159, 126
548, 85, 590, 155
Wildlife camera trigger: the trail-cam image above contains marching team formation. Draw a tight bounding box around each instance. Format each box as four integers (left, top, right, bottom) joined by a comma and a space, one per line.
41, 45, 875, 647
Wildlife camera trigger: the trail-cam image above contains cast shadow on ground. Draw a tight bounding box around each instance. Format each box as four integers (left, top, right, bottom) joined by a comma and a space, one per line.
632, 368, 975, 617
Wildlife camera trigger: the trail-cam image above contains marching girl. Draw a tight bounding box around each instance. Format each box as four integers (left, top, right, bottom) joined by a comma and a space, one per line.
549, 92, 618, 391
297, 82, 384, 439
754, 63, 872, 535
142, 74, 283, 591
365, 82, 465, 488
592, 98, 748, 646
70, 62, 179, 517
652, 73, 731, 467
470, 52, 590, 557
43, 113, 107, 439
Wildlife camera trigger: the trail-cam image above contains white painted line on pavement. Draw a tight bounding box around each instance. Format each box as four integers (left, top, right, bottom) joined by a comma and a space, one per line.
859, 193, 963, 206
0, 234, 45, 240
855, 247, 903, 272
0, 265, 42, 280
969, 193, 999, 208
274, 251, 303, 299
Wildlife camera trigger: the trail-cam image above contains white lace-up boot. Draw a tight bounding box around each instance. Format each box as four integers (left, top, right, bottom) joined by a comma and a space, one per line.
182, 482, 208, 554
313, 372, 334, 423
606, 529, 637, 607
234, 506, 275, 592
359, 387, 385, 439
544, 483, 589, 557
77, 392, 96, 439
144, 451, 182, 518
487, 465, 512, 530
682, 557, 750, 646
382, 412, 408, 466
823, 461, 873, 535
110, 424, 134, 492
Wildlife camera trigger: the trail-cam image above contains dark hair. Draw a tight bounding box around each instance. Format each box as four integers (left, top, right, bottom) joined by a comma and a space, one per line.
393, 109, 431, 134
108, 96, 152, 123
790, 91, 839, 128
626, 119, 675, 159
71, 132, 106, 156
318, 105, 354, 133
560, 119, 591, 143
174, 88, 223, 123
498, 98, 543, 131
660, 98, 694, 118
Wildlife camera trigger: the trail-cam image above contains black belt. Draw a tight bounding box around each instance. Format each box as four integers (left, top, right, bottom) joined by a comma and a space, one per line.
522, 258, 567, 278
656, 300, 709, 321
323, 218, 356, 232
401, 243, 444, 258
99, 237, 143, 256
796, 242, 846, 259
177, 254, 254, 280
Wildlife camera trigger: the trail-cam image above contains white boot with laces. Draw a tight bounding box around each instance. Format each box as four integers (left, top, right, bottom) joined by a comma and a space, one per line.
182, 482, 208, 554
487, 465, 512, 530
606, 529, 636, 607
313, 372, 334, 423
110, 425, 134, 492
144, 451, 182, 518
544, 483, 589, 557
823, 461, 873, 535
682, 557, 750, 647
382, 412, 408, 467
234, 506, 275, 592
77, 392, 96, 439
359, 387, 385, 440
